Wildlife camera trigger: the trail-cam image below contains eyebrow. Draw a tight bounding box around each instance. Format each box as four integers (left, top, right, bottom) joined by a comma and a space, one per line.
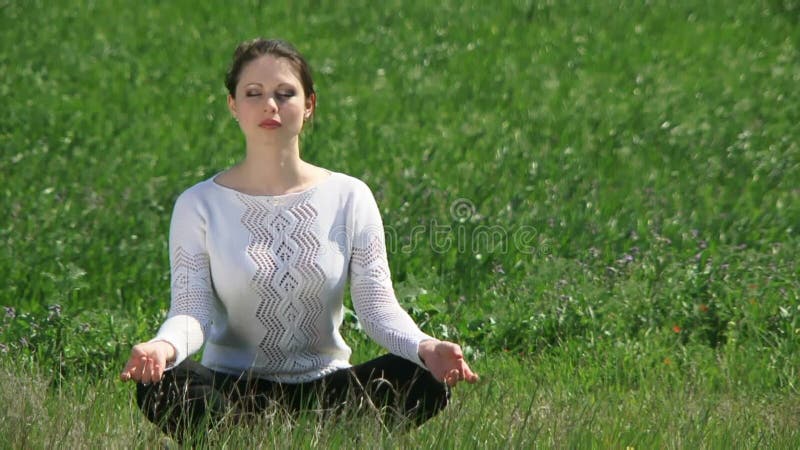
242, 82, 297, 89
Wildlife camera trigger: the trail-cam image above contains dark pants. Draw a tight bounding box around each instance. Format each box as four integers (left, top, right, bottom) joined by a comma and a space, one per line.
136, 354, 449, 440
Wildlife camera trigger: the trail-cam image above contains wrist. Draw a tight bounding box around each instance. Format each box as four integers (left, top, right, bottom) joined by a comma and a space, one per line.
155, 340, 177, 364
417, 339, 439, 364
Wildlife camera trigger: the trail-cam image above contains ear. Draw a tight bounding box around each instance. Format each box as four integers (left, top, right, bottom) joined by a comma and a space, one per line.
227, 94, 237, 119
304, 93, 316, 120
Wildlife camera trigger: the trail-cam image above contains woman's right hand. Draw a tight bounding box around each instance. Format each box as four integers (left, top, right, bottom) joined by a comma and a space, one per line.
119, 340, 176, 384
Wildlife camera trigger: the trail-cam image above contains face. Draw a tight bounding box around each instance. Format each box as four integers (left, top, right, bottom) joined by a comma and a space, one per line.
227, 55, 315, 145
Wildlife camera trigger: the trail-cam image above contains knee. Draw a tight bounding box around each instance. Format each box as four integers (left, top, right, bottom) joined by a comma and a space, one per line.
136, 381, 160, 418
423, 372, 450, 407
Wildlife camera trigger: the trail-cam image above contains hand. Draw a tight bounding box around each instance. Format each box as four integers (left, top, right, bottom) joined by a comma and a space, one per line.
418, 339, 479, 387
119, 340, 176, 384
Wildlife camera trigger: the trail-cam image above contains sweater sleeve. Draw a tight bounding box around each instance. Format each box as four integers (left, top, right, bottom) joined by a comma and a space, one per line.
152, 190, 216, 368
349, 182, 433, 368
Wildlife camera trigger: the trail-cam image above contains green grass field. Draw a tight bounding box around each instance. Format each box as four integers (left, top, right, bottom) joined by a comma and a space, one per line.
2, 0, 799, 447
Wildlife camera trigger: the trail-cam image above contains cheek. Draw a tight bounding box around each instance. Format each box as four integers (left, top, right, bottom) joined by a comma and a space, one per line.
282, 101, 305, 117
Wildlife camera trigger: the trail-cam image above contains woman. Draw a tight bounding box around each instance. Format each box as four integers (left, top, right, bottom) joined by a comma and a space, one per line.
120, 38, 478, 439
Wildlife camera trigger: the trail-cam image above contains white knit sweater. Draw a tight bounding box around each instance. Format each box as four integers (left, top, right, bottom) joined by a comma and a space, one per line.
152, 171, 433, 382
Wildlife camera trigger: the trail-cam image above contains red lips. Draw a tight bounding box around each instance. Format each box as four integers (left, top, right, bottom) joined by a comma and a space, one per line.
259, 119, 281, 129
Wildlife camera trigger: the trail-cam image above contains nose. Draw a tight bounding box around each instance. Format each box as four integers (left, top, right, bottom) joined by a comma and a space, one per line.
264, 96, 278, 113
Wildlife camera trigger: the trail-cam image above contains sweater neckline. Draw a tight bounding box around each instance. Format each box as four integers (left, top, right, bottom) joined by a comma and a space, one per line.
210, 171, 337, 200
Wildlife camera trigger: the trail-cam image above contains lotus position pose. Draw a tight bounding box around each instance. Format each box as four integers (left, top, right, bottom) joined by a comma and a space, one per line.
120, 38, 478, 439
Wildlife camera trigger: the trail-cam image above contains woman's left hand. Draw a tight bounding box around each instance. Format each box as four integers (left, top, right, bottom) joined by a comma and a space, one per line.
419, 339, 479, 386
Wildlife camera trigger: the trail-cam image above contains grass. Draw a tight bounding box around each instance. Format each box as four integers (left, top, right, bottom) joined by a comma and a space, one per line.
1, 0, 799, 447
2, 346, 798, 448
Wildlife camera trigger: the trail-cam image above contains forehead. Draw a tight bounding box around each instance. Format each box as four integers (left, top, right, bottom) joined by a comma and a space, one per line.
238, 55, 303, 87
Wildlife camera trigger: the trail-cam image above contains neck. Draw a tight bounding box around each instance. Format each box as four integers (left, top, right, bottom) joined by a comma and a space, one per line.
236, 137, 314, 195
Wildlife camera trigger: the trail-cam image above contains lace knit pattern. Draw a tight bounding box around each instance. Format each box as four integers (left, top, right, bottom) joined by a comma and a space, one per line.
351, 233, 423, 363
170, 246, 214, 330
154, 173, 432, 380
237, 193, 326, 374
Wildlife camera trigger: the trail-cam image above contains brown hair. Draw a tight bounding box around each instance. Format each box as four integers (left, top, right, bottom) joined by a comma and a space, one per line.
224, 38, 315, 99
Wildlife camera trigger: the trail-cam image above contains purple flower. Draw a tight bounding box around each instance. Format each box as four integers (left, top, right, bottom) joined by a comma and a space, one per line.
3, 306, 15, 320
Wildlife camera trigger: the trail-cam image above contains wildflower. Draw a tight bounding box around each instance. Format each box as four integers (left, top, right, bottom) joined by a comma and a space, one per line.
698, 304, 709, 313
19, 337, 29, 347
3, 306, 15, 320
79, 323, 91, 333
48, 304, 62, 318
617, 253, 634, 266
672, 325, 681, 334
663, 357, 672, 366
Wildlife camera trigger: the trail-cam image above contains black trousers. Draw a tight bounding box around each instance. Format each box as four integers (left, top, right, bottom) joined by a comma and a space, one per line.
136, 354, 449, 440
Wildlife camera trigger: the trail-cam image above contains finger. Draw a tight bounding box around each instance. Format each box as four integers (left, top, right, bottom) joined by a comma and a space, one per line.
126, 359, 143, 383
144, 357, 156, 384
153, 363, 164, 382
151, 360, 164, 383
140, 357, 152, 384
446, 369, 460, 386
120, 359, 137, 381
441, 369, 452, 385
447, 375, 459, 386
459, 360, 479, 383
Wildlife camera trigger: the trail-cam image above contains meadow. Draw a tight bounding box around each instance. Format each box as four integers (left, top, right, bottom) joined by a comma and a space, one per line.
1, 0, 799, 447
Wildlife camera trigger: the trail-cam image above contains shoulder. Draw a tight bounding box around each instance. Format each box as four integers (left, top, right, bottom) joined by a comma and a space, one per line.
171, 176, 219, 214
327, 171, 376, 200
324, 173, 384, 228
179, 176, 217, 200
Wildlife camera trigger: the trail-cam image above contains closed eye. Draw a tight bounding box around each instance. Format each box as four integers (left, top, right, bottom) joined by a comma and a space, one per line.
276, 90, 296, 100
